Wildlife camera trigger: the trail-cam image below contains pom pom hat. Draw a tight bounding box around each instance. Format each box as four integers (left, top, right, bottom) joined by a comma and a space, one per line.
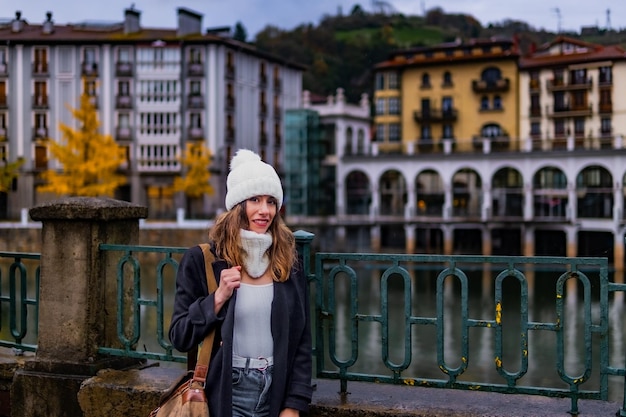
225, 149, 283, 210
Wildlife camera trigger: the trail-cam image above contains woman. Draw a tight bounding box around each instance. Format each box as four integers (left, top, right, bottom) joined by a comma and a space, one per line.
169, 149, 313, 417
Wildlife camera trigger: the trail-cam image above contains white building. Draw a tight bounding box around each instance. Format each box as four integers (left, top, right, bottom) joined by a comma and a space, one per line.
0, 7, 304, 219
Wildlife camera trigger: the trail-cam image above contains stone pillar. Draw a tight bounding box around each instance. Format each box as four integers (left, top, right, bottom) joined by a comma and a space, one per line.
11, 197, 148, 417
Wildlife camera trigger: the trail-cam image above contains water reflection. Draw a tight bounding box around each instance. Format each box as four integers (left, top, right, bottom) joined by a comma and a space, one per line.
325, 264, 624, 402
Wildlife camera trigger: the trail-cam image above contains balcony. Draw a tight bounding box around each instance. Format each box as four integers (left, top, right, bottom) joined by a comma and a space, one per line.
32, 95, 49, 109
136, 143, 180, 173
413, 108, 458, 123
546, 78, 592, 91
116, 126, 132, 141
548, 104, 592, 118
32, 62, 49, 76
116, 95, 133, 109
416, 138, 440, 153
472, 135, 510, 152
187, 62, 204, 76
0, 95, 7, 109
0, 127, 7, 141
82, 62, 99, 77
599, 102, 613, 114
472, 78, 510, 93
187, 94, 204, 109
188, 126, 204, 140
116, 62, 133, 77
33, 126, 48, 141
0, 63, 7, 77
529, 106, 541, 117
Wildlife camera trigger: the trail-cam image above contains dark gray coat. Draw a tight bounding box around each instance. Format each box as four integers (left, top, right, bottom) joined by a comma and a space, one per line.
169, 244, 313, 417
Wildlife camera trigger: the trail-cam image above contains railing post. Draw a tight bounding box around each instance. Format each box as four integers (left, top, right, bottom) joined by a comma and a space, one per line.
11, 197, 148, 417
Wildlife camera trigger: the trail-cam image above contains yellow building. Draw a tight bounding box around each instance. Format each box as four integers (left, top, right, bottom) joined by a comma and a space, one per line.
373, 38, 520, 154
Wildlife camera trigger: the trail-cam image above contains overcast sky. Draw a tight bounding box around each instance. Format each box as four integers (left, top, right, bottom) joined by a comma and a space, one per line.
8, 0, 625, 38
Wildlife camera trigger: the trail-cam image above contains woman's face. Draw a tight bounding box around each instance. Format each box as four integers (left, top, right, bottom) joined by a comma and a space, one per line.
245, 195, 277, 234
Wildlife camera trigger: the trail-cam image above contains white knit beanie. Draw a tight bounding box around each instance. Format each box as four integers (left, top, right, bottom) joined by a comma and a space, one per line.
225, 149, 283, 210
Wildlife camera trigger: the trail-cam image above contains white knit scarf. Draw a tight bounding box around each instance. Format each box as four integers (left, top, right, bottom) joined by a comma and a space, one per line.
239, 229, 272, 278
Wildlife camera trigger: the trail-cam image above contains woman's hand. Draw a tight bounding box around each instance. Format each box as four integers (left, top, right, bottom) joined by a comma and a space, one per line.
279, 408, 299, 417
214, 266, 241, 313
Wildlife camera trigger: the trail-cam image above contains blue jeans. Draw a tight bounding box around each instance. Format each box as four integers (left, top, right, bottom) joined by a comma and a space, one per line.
232, 365, 273, 417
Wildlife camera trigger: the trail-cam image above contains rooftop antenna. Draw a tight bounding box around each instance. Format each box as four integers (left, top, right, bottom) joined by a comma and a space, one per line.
551, 7, 561, 33
606, 8, 611, 30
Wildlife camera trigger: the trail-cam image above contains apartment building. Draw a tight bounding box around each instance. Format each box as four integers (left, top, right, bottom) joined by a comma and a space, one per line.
323, 37, 626, 272
0, 7, 304, 219
284, 88, 371, 217
519, 36, 626, 151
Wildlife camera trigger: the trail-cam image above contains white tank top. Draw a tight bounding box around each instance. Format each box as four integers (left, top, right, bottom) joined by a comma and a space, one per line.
233, 282, 274, 358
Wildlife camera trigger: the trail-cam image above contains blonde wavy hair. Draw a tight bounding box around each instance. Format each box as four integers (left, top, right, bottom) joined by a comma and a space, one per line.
208, 201, 296, 282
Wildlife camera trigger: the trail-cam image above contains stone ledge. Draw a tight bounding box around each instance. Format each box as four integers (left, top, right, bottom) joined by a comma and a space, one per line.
77, 363, 623, 417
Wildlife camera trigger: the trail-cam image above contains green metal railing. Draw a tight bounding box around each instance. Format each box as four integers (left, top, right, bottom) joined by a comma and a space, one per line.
310, 252, 625, 415
0, 251, 40, 352
2, 232, 626, 415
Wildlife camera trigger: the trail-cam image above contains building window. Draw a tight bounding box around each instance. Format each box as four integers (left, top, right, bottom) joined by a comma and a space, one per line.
481, 123, 503, 138
421, 125, 431, 140
118, 47, 131, 63
442, 124, 453, 139
388, 72, 399, 89
34, 81, 48, 107
0, 112, 7, 141
375, 98, 385, 115
0, 47, 8, 75
33, 47, 48, 74
189, 47, 202, 63
139, 112, 179, 135
530, 122, 541, 137
388, 97, 400, 115
0, 80, 6, 107
389, 123, 400, 142
601, 118, 611, 135
599, 66, 612, 84
480, 96, 489, 110
34, 113, 48, 139
442, 71, 452, 86
82, 47, 98, 75
574, 118, 585, 136
493, 95, 502, 109
554, 120, 565, 137
421, 73, 430, 88
138, 80, 179, 103
442, 96, 453, 114
376, 124, 385, 141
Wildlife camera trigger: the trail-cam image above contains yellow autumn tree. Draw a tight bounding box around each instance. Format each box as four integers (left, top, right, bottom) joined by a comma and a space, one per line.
173, 142, 214, 198
38, 90, 127, 196
0, 158, 24, 193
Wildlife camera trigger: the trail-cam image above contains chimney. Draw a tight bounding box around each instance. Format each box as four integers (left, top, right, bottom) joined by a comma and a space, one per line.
11, 11, 24, 33
177, 7, 202, 37
42, 12, 54, 34
124, 7, 141, 34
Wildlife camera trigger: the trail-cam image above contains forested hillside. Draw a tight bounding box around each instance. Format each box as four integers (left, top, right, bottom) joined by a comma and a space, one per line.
249, 6, 626, 104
